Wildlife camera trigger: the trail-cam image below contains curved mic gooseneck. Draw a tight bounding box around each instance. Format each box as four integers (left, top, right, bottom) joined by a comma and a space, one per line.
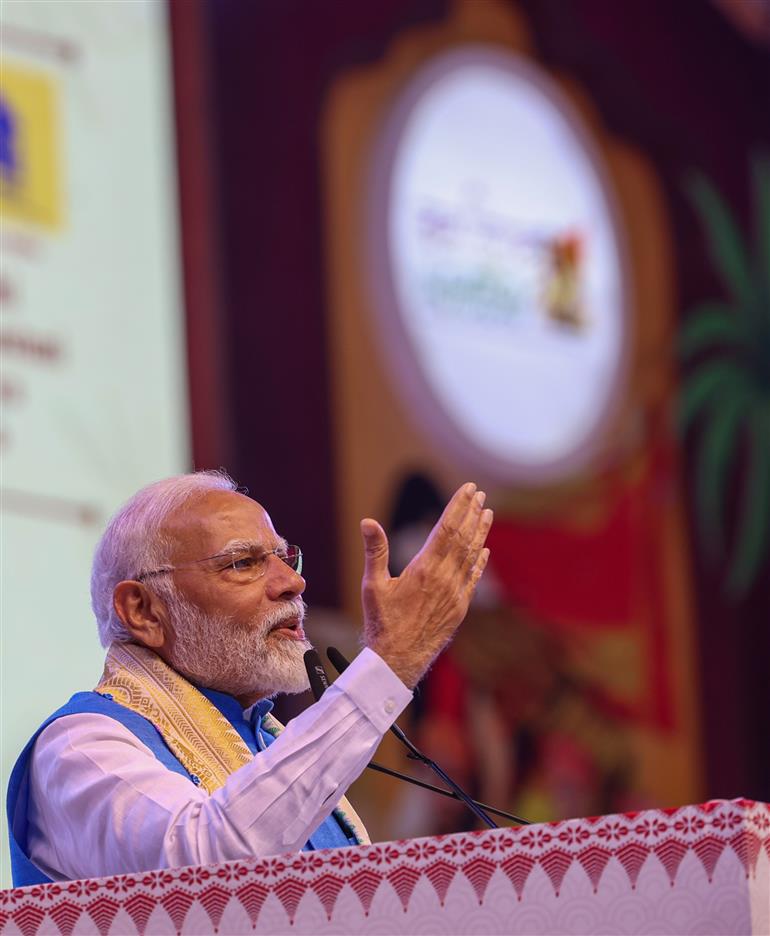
329, 647, 520, 829
302, 648, 531, 826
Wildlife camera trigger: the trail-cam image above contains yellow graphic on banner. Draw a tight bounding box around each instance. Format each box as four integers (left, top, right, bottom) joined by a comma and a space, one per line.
0, 61, 62, 229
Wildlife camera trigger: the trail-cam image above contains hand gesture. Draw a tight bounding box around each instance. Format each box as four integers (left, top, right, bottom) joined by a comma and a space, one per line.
360, 483, 493, 688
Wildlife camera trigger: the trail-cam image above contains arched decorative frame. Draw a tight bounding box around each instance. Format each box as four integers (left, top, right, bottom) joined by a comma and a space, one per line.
364, 45, 634, 485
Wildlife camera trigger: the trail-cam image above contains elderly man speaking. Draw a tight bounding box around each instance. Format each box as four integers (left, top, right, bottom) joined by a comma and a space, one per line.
7, 471, 492, 885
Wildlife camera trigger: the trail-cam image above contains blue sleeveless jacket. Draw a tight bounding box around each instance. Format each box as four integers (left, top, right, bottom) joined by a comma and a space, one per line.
6, 689, 358, 887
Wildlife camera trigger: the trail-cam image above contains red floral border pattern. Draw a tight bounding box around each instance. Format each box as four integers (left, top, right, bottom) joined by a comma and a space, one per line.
1, 799, 768, 934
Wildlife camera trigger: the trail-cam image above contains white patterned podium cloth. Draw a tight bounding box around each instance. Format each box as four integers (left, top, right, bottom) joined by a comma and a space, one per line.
2, 799, 768, 934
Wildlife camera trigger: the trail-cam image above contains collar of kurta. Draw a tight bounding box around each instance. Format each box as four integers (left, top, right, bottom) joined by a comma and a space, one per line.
95, 641, 369, 843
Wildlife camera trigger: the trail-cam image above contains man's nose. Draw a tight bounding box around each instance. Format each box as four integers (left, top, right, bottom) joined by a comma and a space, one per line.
264, 554, 306, 600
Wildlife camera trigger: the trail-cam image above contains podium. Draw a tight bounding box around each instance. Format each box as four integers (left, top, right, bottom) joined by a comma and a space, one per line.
2, 799, 768, 934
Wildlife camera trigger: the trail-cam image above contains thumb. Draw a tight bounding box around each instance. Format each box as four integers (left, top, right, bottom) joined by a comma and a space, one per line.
360, 518, 390, 583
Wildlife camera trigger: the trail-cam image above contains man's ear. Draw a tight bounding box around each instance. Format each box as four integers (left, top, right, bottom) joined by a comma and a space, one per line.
113, 580, 171, 651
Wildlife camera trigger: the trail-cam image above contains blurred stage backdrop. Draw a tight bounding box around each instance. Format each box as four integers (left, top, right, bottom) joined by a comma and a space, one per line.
1, 0, 768, 885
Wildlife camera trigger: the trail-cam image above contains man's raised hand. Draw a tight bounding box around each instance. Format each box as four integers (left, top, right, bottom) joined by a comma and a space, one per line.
360, 482, 493, 689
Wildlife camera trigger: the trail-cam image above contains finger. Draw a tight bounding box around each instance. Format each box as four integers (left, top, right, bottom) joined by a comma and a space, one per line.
427, 482, 477, 556
463, 507, 494, 575
468, 547, 491, 590
457, 489, 487, 544
360, 518, 390, 584
446, 491, 489, 574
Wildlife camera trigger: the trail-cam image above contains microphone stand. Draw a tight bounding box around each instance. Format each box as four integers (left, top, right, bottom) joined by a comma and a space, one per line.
365, 760, 529, 824
327, 647, 502, 830
303, 647, 531, 829
303, 648, 531, 827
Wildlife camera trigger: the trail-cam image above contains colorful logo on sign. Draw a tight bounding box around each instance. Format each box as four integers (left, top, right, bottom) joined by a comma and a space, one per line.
0, 62, 62, 229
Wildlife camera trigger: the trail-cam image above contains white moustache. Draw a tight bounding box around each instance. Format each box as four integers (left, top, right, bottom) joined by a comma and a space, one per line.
258, 600, 307, 634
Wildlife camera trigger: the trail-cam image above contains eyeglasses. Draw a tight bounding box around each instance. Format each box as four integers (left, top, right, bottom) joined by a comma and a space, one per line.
136, 544, 303, 583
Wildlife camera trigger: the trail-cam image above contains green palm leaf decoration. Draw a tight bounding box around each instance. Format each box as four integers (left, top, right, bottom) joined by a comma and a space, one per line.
679, 157, 770, 598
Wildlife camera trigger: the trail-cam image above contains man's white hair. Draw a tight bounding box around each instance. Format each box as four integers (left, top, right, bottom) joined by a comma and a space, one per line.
91, 470, 237, 647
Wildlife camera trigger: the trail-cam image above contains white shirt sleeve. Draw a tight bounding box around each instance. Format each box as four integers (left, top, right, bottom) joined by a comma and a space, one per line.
26, 648, 411, 881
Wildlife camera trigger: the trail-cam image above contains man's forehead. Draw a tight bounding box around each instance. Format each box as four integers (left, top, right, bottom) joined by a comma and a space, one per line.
163, 490, 280, 560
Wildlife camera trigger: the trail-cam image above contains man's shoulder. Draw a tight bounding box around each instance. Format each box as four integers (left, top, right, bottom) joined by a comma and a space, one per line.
41, 691, 163, 742
51, 691, 122, 718
32, 691, 192, 778
32, 692, 161, 752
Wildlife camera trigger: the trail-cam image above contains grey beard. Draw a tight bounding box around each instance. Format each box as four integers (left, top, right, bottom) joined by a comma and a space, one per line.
163, 589, 312, 699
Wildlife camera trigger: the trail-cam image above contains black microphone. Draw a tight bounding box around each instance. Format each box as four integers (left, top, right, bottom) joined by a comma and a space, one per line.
327, 647, 500, 830
303, 648, 330, 700
303, 646, 529, 825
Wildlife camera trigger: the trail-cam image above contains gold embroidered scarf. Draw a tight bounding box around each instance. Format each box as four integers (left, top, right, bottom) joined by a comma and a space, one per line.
95, 641, 369, 844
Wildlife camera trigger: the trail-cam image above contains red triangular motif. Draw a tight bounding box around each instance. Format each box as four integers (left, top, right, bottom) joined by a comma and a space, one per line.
730, 830, 761, 877
576, 845, 612, 893
347, 868, 383, 917
424, 859, 457, 906
615, 842, 649, 889
540, 848, 574, 897
273, 876, 307, 924
12, 905, 46, 936
123, 892, 157, 933
461, 856, 497, 905
48, 899, 82, 936
653, 839, 689, 886
386, 865, 421, 912
85, 896, 121, 936
499, 853, 535, 901
198, 883, 232, 932
309, 872, 345, 921
235, 880, 269, 926
160, 887, 196, 933
692, 835, 727, 882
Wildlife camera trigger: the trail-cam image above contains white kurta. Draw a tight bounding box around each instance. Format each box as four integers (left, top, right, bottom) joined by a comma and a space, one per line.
26, 648, 411, 881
